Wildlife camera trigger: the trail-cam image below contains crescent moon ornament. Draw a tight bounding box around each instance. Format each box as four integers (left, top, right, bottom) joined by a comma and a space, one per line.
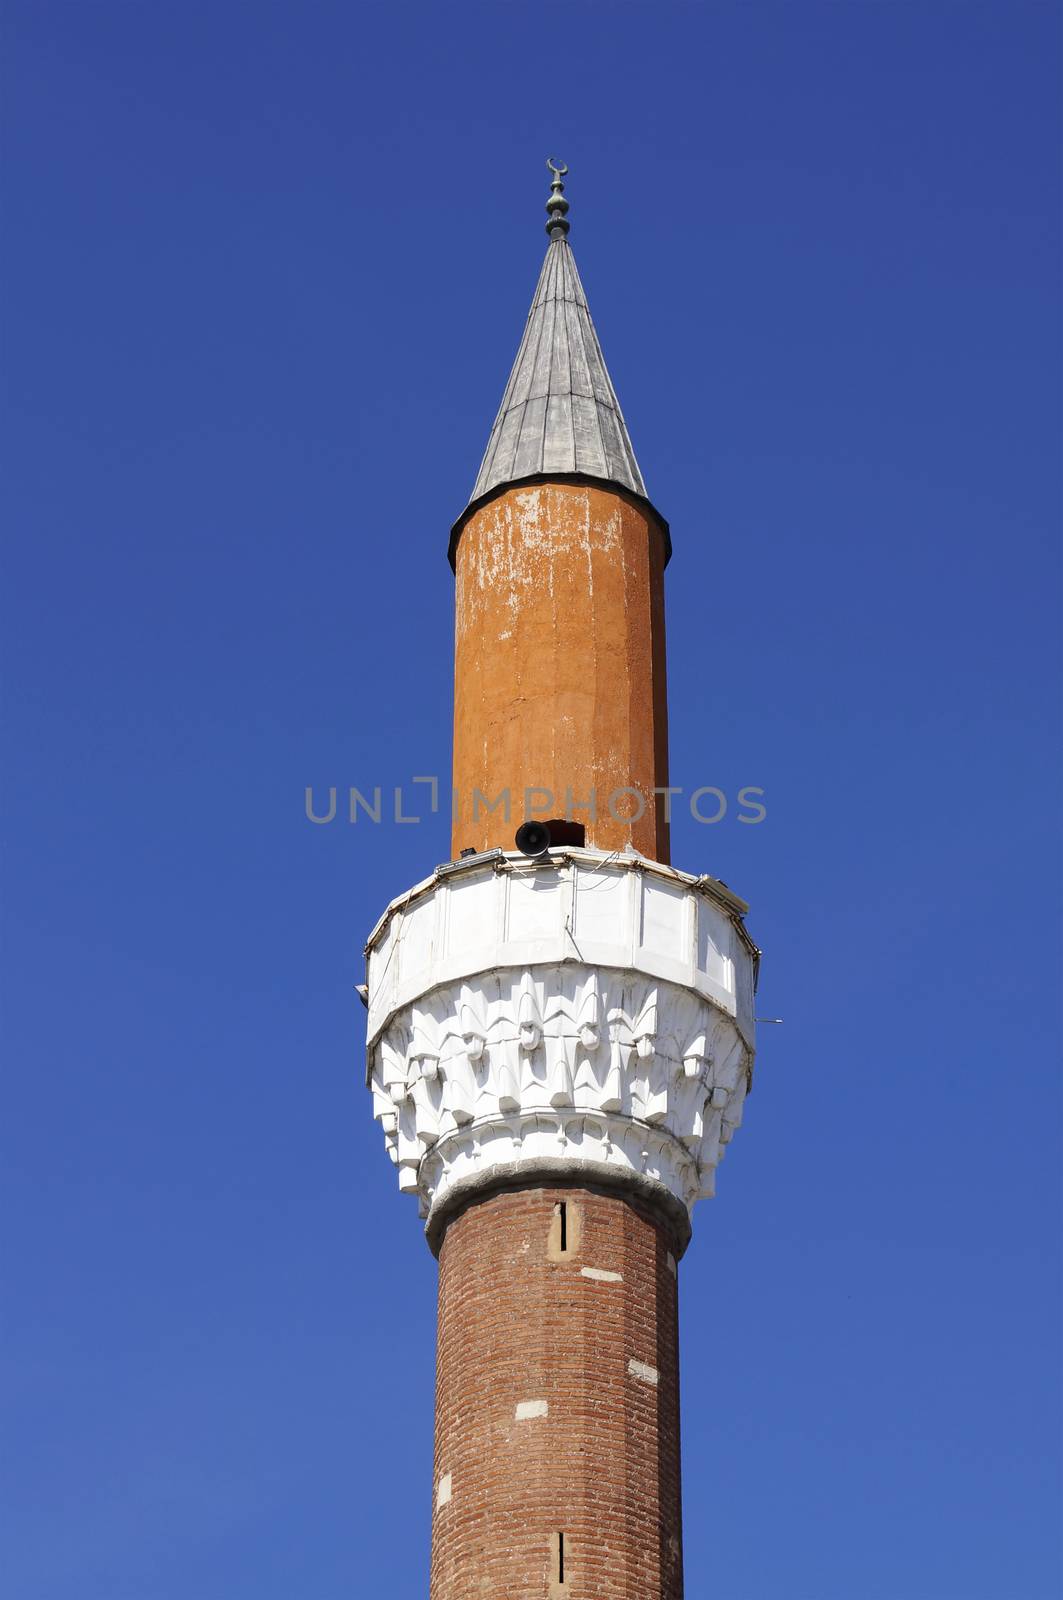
544, 159, 571, 238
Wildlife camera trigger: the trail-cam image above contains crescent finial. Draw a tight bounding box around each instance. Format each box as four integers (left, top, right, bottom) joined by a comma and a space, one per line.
544, 158, 571, 239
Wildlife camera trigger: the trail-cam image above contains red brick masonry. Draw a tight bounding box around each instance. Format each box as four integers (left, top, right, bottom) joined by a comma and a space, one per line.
430, 1183, 683, 1599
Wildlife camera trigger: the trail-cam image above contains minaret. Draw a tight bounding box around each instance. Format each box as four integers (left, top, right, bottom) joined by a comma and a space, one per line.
363, 164, 758, 1600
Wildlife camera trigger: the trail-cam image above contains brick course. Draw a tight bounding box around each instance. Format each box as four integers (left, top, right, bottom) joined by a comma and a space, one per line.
430, 1183, 683, 1599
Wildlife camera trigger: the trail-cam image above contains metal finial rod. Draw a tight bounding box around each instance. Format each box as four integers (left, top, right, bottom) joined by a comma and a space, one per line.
545, 157, 570, 239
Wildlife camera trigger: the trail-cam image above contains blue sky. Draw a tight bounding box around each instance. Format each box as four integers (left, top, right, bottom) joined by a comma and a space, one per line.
2, 3, 1060, 1596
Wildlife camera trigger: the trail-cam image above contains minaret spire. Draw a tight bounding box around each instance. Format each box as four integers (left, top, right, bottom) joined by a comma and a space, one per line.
450, 160, 668, 567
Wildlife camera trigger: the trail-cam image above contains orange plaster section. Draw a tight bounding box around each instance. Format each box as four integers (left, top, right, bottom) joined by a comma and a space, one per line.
452, 483, 670, 862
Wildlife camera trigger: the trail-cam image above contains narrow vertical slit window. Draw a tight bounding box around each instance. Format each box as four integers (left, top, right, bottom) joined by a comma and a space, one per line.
557, 1530, 565, 1583
559, 1201, 567, 1252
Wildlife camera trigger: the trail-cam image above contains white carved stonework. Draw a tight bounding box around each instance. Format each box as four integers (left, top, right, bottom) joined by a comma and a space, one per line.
363, 849, 758, 1230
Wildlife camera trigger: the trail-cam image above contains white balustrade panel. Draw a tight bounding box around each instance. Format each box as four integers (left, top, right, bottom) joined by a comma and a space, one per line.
363, 850, 757, 1224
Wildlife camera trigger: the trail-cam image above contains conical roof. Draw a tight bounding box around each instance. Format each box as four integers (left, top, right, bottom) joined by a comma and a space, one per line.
468, 236, 647, 505
449, 164, 667, 568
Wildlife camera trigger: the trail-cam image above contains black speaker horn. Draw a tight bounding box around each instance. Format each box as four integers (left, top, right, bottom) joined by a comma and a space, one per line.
514, 819, 552, 858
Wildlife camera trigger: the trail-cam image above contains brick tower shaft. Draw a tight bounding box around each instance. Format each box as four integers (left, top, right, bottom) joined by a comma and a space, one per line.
431, 1186, 683, 1600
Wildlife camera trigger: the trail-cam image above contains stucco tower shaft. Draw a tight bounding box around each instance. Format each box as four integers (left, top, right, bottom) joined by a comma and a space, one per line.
452, 481, 671, 861
363, 165, 758, 1600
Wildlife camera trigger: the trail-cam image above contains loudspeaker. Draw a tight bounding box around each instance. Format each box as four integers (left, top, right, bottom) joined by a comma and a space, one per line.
514, 820, 552, 858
